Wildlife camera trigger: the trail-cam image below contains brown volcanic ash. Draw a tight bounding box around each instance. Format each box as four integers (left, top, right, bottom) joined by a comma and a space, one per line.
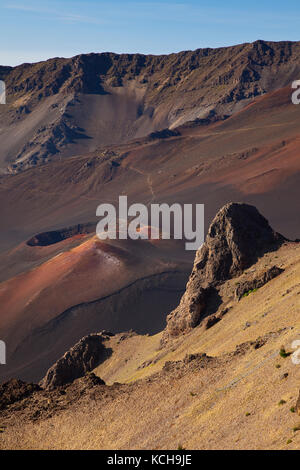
1, 40, 300, 171
0, 82, 300, 258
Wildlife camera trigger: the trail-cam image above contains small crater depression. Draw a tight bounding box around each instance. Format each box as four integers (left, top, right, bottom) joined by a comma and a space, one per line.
26, 222, 96, 247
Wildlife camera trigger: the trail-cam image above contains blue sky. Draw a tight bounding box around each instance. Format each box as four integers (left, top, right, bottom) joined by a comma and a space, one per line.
1, 0, 300, 66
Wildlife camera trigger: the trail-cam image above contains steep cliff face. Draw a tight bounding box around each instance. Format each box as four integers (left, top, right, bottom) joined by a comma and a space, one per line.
1, 40, 300, 171
3, 41, 299, 109
163, 203, 285, 341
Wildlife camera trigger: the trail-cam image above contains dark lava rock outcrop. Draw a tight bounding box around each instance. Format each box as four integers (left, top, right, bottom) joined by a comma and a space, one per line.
147, 129, 180, 140
3, 41, 300, 172
0, 379, 41, 410
27, 222, 95, 247
163, 203, 285, 341
41, 332, 112, 389
235, 265, 284, 300
0, 373, 109, 421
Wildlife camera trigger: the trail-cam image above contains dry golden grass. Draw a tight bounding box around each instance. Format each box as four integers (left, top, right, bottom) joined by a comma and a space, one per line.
1, 242, 300, 450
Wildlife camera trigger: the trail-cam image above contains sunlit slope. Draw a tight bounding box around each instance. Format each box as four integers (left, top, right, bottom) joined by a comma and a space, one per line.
1, 242, 300, 450
0, 235, 189, 383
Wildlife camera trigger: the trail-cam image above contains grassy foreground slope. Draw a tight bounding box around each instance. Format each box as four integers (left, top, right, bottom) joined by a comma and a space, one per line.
1, 241, 300, 450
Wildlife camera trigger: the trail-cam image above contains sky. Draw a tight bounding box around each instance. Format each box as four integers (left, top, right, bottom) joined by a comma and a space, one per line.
0, 0, 300, 66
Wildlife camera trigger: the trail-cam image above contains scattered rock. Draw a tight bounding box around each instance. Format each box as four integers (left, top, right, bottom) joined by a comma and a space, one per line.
280, 373, 289, 380
183, 353, 208, 364
163, 353, 213, 373
137, 359, 153, 370
0, 379, 41, 410
252, 338, 266, 349
148, 129, 180, 140
117, 330, 137, 343
202, 315, 221, 330
233, 330, 286, 357
235, 265, 284, 300
74, 372, 105, 388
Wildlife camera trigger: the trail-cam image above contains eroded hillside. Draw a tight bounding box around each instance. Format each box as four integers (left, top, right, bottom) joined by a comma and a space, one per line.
1, 205, 300, 450
1, 40, 300, 172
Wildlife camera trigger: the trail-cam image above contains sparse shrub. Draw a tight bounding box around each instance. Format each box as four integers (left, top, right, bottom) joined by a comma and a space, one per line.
290, 407, 296, 413
279, 347, 291, 358
177, 443, 186, 450
275, 364, 281, 369
293, 425, 300, 433
287, 439, 292, 444
278, 399, 286, 406
190, 392, 196, 397
245, 412, 250, 416
242, 288, 258, 298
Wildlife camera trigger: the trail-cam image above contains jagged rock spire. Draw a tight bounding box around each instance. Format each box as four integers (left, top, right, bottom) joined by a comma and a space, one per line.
163, 203, 285, 341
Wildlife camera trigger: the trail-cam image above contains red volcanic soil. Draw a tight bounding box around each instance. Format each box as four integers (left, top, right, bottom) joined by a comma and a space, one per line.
0, 235, 185, 345
0, 85, 300, 383
0, 233, 189, 382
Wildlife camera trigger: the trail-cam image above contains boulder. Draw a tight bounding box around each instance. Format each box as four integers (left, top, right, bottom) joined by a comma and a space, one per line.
40, 332, 111, 389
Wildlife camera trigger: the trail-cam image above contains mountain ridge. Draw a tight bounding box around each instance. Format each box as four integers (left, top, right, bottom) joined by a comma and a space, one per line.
1, 39, 300, 172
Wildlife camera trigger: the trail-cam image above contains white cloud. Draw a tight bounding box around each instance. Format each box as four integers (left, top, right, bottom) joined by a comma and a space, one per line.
4, 2, 105, 25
